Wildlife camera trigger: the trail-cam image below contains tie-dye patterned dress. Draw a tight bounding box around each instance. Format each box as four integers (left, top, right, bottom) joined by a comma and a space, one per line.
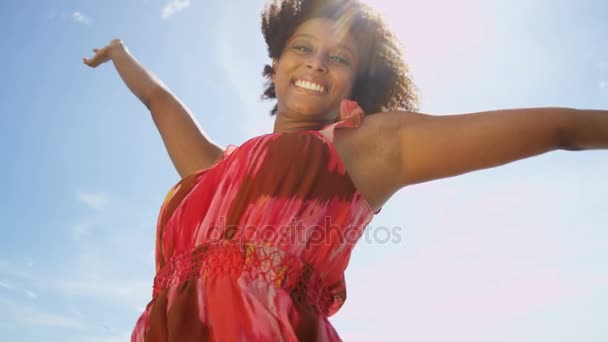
131, 100, 380, 341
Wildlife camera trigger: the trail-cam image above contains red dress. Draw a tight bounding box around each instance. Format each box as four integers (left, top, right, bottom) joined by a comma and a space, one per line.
132, 100, 380, 341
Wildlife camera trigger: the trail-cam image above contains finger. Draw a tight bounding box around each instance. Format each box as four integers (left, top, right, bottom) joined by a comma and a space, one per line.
83, 57, 96, 66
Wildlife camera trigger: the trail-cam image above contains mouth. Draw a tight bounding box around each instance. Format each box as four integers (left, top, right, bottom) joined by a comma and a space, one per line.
291, 79, 327, 95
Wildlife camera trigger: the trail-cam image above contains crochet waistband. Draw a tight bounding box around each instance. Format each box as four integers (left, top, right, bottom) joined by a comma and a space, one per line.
152, 240, 332, 315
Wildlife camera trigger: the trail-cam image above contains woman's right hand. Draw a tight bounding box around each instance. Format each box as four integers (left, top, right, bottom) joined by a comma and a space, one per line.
83, 39, 125, 68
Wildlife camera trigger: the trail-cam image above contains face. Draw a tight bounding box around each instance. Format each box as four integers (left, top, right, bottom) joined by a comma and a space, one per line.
272, 18, 360, 121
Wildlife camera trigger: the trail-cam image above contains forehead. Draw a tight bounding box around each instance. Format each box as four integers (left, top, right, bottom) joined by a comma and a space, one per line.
289, 18, 356, 50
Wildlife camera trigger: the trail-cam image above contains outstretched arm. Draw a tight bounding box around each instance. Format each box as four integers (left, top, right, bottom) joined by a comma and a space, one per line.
84, 39, 223, 179
365, 107, 607, 188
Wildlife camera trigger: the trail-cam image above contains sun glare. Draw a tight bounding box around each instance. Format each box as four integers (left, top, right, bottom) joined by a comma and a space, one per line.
365, 0, 492, 82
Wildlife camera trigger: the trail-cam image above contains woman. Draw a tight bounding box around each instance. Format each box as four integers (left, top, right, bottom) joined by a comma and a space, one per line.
84, 0, 607, 341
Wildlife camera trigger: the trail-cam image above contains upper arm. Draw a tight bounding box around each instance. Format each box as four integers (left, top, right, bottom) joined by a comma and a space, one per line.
379, 108, 570, 187
148, 88, 224, 179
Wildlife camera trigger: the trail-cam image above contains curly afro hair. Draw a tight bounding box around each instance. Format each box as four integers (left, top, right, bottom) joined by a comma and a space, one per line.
260, 0, 419, 116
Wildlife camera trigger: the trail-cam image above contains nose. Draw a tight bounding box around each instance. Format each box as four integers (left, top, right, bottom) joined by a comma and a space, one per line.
306, 53, 328, 73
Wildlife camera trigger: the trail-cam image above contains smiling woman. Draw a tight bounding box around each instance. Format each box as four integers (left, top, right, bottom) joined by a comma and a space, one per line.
82, 0, 608, 341
270, 18, 361, 130
260, 0, 420, 119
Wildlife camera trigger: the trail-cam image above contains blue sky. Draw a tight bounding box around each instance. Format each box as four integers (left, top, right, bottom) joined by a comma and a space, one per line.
1, 0, 607, 341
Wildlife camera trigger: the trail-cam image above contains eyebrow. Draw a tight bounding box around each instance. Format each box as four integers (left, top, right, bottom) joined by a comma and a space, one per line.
289, 33, 355, 56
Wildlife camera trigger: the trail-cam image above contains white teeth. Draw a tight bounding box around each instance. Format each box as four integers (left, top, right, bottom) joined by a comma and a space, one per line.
294, 80, 325, 93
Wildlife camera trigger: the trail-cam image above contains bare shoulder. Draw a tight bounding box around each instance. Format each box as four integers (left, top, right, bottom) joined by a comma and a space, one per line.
363, 110, 430, 130
333, 111, 425, 209
353, 110, 430, 162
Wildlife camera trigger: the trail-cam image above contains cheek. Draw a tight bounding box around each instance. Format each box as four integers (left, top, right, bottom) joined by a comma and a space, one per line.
274, 71, 289, 97
335, 73, 357, 97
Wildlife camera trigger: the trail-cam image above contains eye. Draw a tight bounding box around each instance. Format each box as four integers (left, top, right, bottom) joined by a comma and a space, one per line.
330, 55, 350, 65
293, 45, 312, 53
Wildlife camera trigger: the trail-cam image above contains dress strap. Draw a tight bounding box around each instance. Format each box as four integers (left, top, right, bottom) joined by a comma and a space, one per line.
223, 144, 237, 157
318, 99, 365, 142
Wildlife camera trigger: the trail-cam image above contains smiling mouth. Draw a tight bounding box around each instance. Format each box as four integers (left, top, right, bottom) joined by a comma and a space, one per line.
292, 79, 327, 94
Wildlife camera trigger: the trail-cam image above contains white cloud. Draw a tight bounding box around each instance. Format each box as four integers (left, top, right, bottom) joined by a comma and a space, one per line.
0, 259, 32, 279
161, 0, 191, 20
71, 307, 84, 319
0, 296, 88, 330
70, 221, 93, 241
0, 280, 14, 289
23, 309, 86, 329
53, 277, 151, 308
72, 11, 92, 25
25, 290, 38, 299
77, 191, 109, 210
600, 80, 607, 89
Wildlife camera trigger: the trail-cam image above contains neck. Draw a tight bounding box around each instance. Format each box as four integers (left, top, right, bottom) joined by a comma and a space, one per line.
273, 111, 338, 133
